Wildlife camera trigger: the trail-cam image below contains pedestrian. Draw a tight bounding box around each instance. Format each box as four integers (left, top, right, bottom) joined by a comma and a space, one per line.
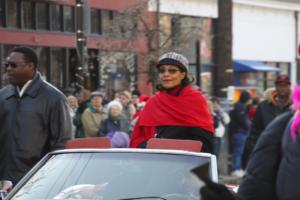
67, 95, 79, 138
242, 75, 291, 169
228, 90, 252, 177
131, 89, 141, 110
73, 88, 91, 138
119, 90, 136, 120
97, 100, 130, 137
130, 52, 214, 152
200, 85, 300, 200
211, 97, 230, 158
0, 46, 72, 185
81, 91, 107, 137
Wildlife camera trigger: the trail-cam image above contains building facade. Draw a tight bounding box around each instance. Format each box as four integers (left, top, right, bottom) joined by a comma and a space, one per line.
233, 0, 300, 95
0, 0, 154, 97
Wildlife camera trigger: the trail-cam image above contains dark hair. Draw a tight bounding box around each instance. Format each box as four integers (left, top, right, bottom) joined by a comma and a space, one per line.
132, 89, 141, 97
156, 69, 193, 91
11, 46, 38, 69
239, 90, 251, 103
210, 97, 220, 104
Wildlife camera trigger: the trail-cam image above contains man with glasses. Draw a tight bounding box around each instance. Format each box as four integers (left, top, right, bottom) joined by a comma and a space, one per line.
0, 46, 71, 186
130, 52, 214, 152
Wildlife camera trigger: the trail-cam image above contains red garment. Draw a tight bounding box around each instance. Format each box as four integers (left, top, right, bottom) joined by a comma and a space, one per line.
130, 85, 214, 148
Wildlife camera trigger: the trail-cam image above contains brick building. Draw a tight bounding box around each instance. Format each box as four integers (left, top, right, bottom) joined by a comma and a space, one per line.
0, 0, 156, 97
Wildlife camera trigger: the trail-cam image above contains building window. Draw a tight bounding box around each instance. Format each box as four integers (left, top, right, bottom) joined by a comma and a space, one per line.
51, 48, 64, 89
91, 8, 101, 34
63, 5, 74, 32
50, 4, 62, 31
7, 0, 18, 28
36, 3, 49, 30
35, 47, 49, 81
278, 62, 290, 77
21, 0, 34, 29
101, 10, 114, 35
0, 1, 5, 27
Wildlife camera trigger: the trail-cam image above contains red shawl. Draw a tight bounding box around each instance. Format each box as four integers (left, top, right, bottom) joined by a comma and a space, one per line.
130, 85, 214, 148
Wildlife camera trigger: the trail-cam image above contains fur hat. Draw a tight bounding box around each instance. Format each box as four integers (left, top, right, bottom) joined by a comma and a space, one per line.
157, 52, 189, 72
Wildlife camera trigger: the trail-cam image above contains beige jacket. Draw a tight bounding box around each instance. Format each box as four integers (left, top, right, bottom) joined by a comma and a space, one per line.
82, 107, 107, 137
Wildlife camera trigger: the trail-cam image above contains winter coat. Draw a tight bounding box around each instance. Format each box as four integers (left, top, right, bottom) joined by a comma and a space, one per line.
229, 102, 251, 134
97, 115, 130, 136
156, 126, 214, 153
0, 72, 72, 185
214, 110, 230, 138
242, 92, 291, 168
276, 115, 300, 200
81, 105, 107, 137
237, 111, 294, 200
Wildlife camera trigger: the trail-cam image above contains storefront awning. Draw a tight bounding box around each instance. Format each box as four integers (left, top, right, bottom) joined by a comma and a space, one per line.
234, 60, 280, 72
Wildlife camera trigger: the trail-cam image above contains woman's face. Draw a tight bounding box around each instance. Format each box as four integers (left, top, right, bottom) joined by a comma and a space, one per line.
110, 106, 122, 117
158, 64, 186, 89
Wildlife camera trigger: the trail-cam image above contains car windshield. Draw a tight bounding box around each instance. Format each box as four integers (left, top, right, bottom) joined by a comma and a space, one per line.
11, 152, 210, 200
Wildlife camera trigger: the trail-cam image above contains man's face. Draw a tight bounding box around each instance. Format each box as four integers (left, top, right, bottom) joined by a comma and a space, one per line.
5, 52, 33, 87
91, 96, 103, 108
275, 83, 291, 97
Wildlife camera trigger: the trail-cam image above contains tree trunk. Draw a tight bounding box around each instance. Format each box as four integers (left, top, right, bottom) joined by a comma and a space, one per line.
213, 0, 233, 97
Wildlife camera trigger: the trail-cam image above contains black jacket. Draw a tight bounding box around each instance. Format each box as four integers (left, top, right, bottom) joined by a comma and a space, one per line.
229, 102, 250, 134
242, 98, 291, 168
0, 72, 72, 184
98, 115, 130, 136
237, 111, 294, 200
156, 126, 214, 153
276, 115, 300, 200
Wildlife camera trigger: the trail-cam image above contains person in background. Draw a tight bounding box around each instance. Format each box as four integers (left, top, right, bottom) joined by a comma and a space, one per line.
131, 89, 141, 110
0, 46, 71, 185
130, 52, 214, 152
200, 85, 300, 200
229, 90, 252, 177
98, 100, 130, 137
73, 88, 91, 138
242, 75, 291, 169
247, 96, 260, 121
211, 97, 230, 158
67, 95, 79, 138
119, 90, 136, 120
81, 91, 107, 137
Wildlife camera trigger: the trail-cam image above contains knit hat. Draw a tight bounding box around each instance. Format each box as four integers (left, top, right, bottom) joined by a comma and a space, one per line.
90, 91, 103, 98
157, 52, 189, 72
275, 75, 291, 85
107, 100, 123, 112
108, 131, 130, 148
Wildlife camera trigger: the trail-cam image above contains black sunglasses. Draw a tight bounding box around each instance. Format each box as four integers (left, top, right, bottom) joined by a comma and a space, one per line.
158, 67, 180, 74
4, 61, 18, 68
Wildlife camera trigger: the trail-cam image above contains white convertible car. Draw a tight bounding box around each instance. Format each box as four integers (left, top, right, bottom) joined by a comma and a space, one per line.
4, 138, 218, 200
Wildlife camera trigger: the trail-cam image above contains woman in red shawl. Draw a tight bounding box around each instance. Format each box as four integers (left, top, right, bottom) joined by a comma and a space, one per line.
130, 52, 214, 152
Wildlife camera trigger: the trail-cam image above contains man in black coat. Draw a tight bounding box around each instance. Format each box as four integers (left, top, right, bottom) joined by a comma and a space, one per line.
0, 46, 72, 185
242, 75, 291, 169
